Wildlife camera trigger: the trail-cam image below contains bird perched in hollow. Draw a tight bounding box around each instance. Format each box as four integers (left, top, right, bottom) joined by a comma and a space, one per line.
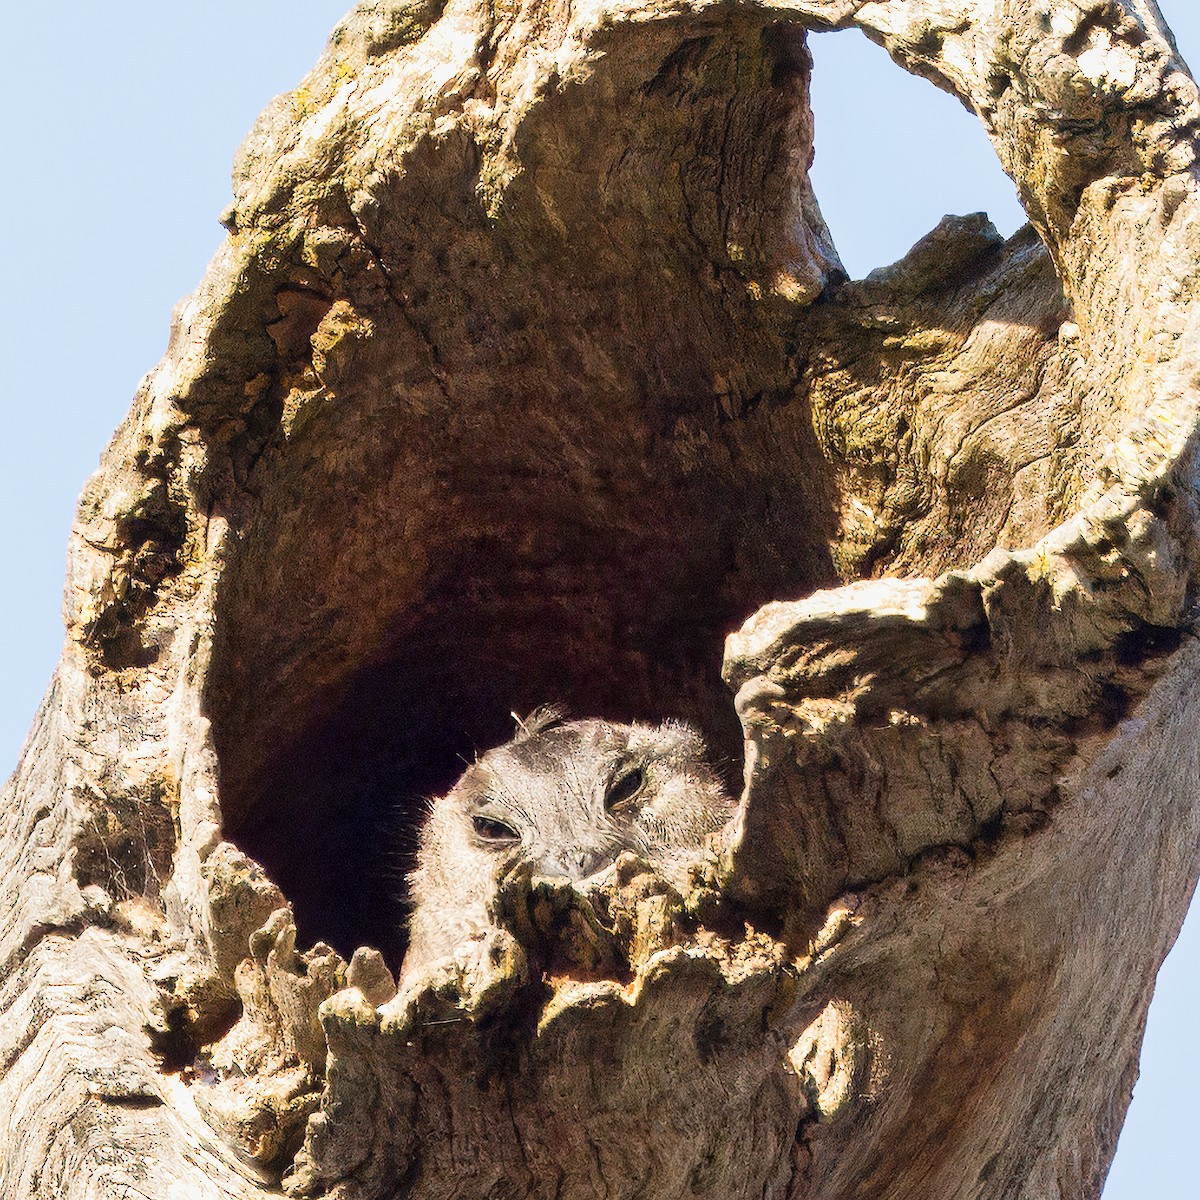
402, 707, 734, 983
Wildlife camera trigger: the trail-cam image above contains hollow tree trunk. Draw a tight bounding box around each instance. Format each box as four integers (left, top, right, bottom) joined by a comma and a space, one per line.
4, 0, 1200, 1197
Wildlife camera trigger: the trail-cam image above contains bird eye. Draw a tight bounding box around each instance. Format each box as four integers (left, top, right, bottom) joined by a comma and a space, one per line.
606, 767, 645, 811
471, 814, 520, 844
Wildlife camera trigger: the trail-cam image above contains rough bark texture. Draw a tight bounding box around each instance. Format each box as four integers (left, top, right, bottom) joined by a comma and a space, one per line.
4, 0, 1200, 1197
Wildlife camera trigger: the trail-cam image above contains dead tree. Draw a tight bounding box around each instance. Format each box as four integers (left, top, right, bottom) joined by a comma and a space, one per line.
3, 0, 1199, 1196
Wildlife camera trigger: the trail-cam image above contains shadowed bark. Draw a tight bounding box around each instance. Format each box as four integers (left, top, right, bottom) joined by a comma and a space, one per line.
3, 1, 1200, 1197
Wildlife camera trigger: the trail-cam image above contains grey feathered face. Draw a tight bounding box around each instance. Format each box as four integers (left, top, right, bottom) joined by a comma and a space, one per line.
402, 711, 736, 984
443, 713, 732, 887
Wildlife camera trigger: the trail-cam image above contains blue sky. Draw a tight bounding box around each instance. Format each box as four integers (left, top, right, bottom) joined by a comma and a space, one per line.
1, 4, 1194, 1191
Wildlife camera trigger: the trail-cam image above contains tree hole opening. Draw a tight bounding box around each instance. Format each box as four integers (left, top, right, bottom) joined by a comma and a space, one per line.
206, 406, 843, 969
807, 28, 1027, 279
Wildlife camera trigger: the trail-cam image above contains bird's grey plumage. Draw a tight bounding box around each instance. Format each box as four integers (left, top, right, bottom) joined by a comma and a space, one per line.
401, 709, 734, 984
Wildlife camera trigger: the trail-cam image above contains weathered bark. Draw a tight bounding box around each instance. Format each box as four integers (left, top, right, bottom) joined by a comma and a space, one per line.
4, 0, 1200, 1197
